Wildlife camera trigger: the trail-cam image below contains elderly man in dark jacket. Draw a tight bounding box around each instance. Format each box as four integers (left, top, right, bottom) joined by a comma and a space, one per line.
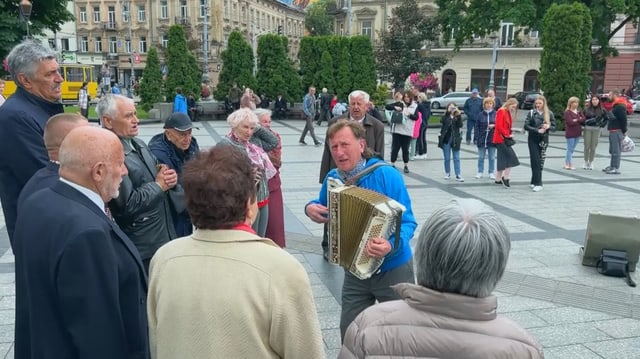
0, 40, 64, 246
98, 94, 178, 272
149, 113, 200, 237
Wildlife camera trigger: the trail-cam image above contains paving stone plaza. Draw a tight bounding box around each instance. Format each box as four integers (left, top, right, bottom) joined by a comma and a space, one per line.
0, 113, 639, 358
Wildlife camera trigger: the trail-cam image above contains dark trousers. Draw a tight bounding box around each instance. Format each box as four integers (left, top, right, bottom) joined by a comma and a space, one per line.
299, 115, 320, 144
318, 109, 330, 124
609, 130, 623, 169
390, 133, 412, 164
528, 135, 544, 186
416, 123, 427, 155
340, 261, 414, 341
466, 119, 476, 143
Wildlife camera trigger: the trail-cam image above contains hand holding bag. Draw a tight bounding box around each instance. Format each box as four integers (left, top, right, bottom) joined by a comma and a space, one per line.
385, 110, 404, 124
622, 135, 635, 152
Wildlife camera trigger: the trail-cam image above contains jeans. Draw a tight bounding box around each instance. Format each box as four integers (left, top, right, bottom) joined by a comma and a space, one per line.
565, 137, 580, 164
466, 119, 476, 143
477, 146, 496, 174
416, 124, 427, 155
609, 130, 623, 169
442, 141, 461, 176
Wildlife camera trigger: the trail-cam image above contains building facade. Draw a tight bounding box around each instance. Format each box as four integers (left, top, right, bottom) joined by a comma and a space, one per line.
35, 1, 78, 64
602, 19, 640, 97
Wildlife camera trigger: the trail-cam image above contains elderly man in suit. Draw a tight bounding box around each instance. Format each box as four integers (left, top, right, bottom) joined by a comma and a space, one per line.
0, 40, 64, 246
13, 126, 149, 359
318, 90, 385, 260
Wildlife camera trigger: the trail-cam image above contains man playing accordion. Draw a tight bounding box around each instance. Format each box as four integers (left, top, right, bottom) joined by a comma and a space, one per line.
305, 120, 417, 342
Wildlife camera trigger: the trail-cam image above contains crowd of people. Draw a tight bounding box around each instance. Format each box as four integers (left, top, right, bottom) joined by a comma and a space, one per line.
0, 38, 634, 358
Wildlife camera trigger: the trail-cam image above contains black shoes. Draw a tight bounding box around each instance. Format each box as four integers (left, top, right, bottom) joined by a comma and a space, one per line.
501, 178, 510, 188
299, 141, 307, 145
314, 141, 322, 147
403, 166, 410, 173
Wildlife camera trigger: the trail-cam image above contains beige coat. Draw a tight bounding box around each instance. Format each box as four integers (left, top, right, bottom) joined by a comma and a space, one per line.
148, 229, 325, 359
340, 283, 544, 359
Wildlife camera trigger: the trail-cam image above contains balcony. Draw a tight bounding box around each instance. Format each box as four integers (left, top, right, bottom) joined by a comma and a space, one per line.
175, 16, 190, 26
103, 22, 118, 31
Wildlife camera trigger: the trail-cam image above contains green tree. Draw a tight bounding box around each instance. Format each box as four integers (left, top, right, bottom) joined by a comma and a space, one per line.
216, 31, 256, 100
435, 0, 638, 60
304, 0, 335, 36
298, 36, 317, 93
376, 0, 448, 89
138, 47, 163, 111
165, 25, 200, 102
0, 0, 74, 72
256, 34, 300, 101
539, 3, 592, 130
335, 45, 352, 100
350, 36, 377, 96
315, 50, 335, 92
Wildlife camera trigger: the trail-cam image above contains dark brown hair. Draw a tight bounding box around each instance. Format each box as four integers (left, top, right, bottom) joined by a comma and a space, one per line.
327, 120, 374, 159
182, 144, 256, 229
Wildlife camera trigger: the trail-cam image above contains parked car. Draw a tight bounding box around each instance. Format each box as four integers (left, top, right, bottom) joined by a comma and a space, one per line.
430, 92, 476, 110
633, 95, 640, 112
511, 91, 541, 110
585, 94, 634, 115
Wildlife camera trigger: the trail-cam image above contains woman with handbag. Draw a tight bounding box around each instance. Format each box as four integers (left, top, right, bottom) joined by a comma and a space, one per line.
386, 91, 417, 173
492, 98, 520, 188
524, 95, 555, 192
439, 102, 464, 182
582, 95, 606, 170
562, 96, 586, 170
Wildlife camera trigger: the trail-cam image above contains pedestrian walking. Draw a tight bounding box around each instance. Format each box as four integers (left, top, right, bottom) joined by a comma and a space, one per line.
299, 86, 321, 146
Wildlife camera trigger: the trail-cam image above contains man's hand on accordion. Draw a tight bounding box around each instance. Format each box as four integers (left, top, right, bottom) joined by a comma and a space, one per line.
305, 203, 329, 224
366, 237, 392, 258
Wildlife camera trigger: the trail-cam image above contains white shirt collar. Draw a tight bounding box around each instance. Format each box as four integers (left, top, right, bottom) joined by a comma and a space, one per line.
59, 177, 106, 214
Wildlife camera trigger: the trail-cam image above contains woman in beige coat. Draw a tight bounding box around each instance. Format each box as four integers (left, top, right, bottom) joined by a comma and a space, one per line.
147, 145, 324, 359
339, 198, 544, 359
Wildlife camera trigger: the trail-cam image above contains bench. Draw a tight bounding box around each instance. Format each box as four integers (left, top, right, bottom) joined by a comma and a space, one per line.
197, 101, 228, 120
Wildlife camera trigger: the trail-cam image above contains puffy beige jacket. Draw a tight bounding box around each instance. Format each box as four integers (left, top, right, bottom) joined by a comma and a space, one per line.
339, 283, 544, 359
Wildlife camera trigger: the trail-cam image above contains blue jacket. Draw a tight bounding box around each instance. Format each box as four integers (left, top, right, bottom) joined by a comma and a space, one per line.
148, 133, 199, 237
0, 87, 63, 245
474, 109, 496, 148
173, 94, 188, 114
463, 96, 483, 121
306, 157, 416, 272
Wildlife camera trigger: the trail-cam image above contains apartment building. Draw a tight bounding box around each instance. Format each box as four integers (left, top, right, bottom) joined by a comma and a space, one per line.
72, 0, 305, 87
602, 19, 640, 97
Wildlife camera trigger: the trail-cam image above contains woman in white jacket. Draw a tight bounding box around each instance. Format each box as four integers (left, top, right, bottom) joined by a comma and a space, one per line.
385, 90, 418, 173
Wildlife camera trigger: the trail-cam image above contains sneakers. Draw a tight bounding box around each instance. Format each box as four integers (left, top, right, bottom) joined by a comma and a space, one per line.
583, 161, 591, 170
456, 176, 464, 182
532, 185, 543, 192
494, 180, 502, 185
605, 168, 621, 175
474, 173, 483, 179
501, 178, 510, 188
529, 184, 535, 189
415, 154, 427, 160
299, 141, 307, 145
404, 166, 410, 174
314, 141, 322, 147
602, 166, 612, 172
488, 173, 495, 180
444, 173, 450, 180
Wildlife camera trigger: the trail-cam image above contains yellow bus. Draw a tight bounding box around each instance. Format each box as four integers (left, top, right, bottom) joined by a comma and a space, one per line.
2, 64, 98, 102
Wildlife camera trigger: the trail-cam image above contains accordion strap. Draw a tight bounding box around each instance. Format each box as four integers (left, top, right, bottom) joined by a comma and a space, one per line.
345, 161, 402, 255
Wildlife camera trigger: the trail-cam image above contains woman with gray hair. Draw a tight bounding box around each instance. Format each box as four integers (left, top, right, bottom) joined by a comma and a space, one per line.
340, 198, 543, 359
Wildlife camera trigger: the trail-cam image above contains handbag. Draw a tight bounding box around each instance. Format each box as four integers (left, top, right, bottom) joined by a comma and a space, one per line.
597, 249, 636, 287
390, 111, 404, 124
503, 136, 516, 147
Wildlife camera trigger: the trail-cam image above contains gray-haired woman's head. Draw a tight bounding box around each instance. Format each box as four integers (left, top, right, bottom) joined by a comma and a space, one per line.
415, 198, 510, 298
227, 108, 258, 129
7, 40, 57, 87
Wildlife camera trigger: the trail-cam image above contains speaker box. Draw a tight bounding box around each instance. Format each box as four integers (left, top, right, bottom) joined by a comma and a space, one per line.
581, 212, 640, 272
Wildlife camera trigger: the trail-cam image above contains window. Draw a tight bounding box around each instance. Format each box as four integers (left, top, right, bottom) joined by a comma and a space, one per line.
137, 5, 146, 22
361, 21, 372, 40
61, 38, 70, 51
530, 29, 539, 39
224, 0, 229, 19
108, 6, 115, 24
93, 6, 101, 23
232, 3, 237, 20
79, 7, 87, 23
161, 34, 169, 48
65, 67, 84, 82
125, 39, 131, 53
139, 36, 147, 53
500, 22, 514, 46
94, 36, 103, 52
180, 0, 188, 18
109, 36, 117, 53
81, 37, 88, 52
200, 0, 207, 18
48, 39, 56, 50
160, 0, 168, 19
123, 4, 129, 22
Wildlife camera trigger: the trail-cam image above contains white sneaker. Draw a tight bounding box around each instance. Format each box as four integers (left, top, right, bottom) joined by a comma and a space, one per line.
529, 184, 535, 189
410, 156, 416, 161
583, 162, 589, 170
488, 173, 495, 180
474, 173, 483, 179
456, 176, 465, 182
417, 154, 427, 160
532, 186, 543, 192
444, 173, 450, 180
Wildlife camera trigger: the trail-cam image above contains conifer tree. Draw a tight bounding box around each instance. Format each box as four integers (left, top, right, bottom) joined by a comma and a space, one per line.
216, 31, 256, 100
138, 47, 163, 111
165, 25, 200, 102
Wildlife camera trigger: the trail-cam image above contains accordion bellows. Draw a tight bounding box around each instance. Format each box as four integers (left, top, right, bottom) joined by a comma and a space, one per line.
328, 178, 405, 279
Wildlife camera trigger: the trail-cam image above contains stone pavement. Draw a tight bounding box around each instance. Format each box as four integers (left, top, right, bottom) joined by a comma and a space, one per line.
0, 114, 639, 358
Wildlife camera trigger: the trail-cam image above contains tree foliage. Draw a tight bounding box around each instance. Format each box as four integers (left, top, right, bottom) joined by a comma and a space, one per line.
216, 31, 256, 100
138, 47, 163, 111
376, 0, 448, 89
316, 50, 336, 92
335, 45, 352, 100
256, 34, 300, 103
350, 36, 377, 96
539, 3, 592, 130
0, 0, 74, 74
165, 25, 201, 102
304, 0, 335, 36
435, 0, 640, 60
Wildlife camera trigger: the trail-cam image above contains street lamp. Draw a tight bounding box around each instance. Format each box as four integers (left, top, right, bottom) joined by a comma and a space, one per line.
201, 0, 210, 82
488, 34, 498, 91
20, 0, 33, 38
341, 0, 352, 36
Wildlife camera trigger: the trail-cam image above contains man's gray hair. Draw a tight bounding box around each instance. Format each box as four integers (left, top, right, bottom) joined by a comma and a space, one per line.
254, 108, 272, 119
349, 90, 370, 103
227, 108, 258, 129
7, 40, 57, 87
96, 94, 133, 123
415, 198, 510, 298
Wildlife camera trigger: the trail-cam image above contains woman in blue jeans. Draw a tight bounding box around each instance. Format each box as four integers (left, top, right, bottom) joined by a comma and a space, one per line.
562, 96, 585, 170
474, 97, 497, 179
440, 102, 464, 182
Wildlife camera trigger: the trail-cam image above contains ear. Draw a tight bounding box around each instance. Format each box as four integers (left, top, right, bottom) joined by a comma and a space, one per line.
359, 138, 366, 153
101, 116, 112, 129
246, 197, 257, 225
91, 161, 107, 183
16, 73, 32, 90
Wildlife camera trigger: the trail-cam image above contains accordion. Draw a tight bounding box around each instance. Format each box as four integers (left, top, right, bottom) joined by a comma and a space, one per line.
327, 178, 405, 279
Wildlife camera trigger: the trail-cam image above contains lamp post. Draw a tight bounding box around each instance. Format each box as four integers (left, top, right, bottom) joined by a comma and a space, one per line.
342, 0, 352, 36
202, 0, 209, 82
20, 0, 32, 38
124, 0, 134, 89
488, 35, 498, 91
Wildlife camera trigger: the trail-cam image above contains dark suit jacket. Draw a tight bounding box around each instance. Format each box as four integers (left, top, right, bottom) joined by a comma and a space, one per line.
0, 87, 63, 244
318, 114, 385, 183
16, 161, 60, 212
14, 181, 149, 359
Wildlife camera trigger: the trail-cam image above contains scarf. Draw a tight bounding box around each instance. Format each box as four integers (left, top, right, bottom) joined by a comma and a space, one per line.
336, 158, 367, 183
227, 131, 267, 171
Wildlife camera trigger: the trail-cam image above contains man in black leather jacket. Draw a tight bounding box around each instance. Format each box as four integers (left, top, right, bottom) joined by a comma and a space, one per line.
98, 94, 178, 272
